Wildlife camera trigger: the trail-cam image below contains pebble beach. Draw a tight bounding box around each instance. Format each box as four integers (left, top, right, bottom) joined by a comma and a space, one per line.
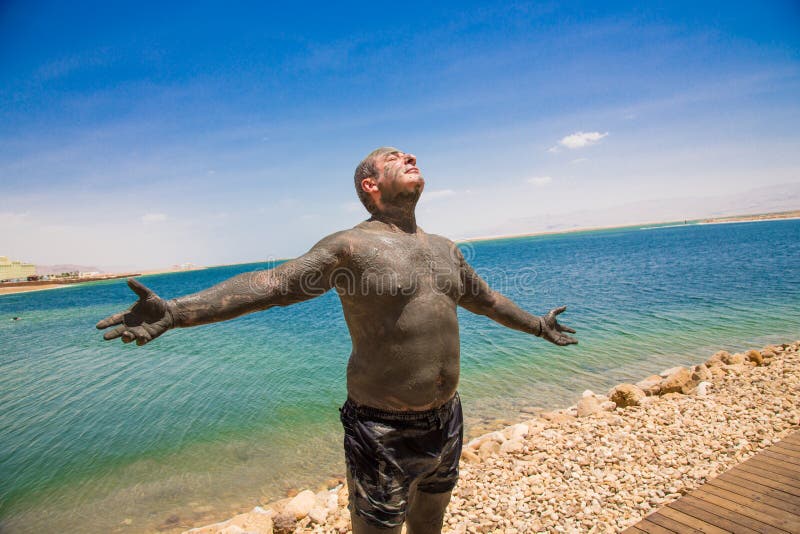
182, 341, 800, 534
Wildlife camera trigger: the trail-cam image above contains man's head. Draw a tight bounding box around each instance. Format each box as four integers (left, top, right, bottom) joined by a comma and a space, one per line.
354, 147, 425, 214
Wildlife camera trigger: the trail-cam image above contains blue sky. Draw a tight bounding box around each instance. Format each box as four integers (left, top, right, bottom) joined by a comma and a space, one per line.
1, 1, 799, 269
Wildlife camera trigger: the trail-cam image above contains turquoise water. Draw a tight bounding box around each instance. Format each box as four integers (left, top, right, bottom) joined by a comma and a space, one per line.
1, 219, 799, 533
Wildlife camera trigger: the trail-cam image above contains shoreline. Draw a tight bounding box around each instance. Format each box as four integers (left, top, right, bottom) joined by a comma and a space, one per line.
181, 341, 800, 533
3, 211, 796, 295
456, 209, 800, 244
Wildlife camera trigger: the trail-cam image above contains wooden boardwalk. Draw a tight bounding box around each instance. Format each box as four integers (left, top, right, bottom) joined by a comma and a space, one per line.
624, 430, 800, 533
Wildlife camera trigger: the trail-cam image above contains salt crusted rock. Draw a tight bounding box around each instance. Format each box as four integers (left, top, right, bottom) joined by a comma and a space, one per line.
609, 384, 646, 407
576, 396, 601, 417
285, 490, 316, 519
635, 375, 663, 396
691, 364, 712, 382
745, 349, 764, 366
658, 367, 694, 394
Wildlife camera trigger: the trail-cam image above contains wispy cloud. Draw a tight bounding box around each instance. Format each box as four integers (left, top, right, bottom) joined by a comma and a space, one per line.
527, 176, 553, 186
141, 213, 167, 224
558, 131, 609, 150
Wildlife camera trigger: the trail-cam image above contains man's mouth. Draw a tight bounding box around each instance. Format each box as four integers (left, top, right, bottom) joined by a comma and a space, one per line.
406, 167, 420, 174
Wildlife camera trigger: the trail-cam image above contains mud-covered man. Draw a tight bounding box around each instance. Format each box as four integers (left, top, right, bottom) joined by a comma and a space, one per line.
97, 147, 577, 533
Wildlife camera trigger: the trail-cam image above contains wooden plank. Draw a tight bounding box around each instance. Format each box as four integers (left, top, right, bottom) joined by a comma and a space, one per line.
635, 518, 677, 534
646, 512, 691, 533
708, 476, 800, 514
737, 460, 800, 490
682, 492, 789, 533
736, 458, 800, 491
621, 525, 649, 534
696, 484, 800, 532
719, 469, 800, 498
775, 438, 800, 450
779, 432, 800, 445
749, 452, 800, 473
770, 443, 800, 458
669, 497, 762, 534
656, 506, 730, 534
762, 448, 800, 467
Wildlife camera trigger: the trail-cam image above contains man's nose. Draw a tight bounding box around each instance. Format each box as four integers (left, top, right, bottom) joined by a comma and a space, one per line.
404, 153, 417, 165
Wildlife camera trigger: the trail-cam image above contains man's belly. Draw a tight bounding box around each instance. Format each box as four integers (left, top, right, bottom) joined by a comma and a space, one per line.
344, 298, 461, 411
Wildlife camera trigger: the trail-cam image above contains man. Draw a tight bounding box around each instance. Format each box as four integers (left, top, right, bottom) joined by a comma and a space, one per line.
96, 147, 577, 533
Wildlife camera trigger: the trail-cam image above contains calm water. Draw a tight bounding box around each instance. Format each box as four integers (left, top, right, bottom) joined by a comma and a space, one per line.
1, 219, 799, 533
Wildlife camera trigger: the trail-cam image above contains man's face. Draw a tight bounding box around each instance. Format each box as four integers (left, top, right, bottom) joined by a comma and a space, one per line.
372, 150, 425, 204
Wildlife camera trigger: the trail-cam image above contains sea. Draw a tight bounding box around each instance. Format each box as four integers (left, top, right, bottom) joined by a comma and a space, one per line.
1, 218, 799, 533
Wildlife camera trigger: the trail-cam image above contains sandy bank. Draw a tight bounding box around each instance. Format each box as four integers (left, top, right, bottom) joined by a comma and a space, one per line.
0, 283, 69, 295
179, 341, 799, 533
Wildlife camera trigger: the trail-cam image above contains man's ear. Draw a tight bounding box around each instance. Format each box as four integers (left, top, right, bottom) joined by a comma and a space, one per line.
361, 177, 378, 193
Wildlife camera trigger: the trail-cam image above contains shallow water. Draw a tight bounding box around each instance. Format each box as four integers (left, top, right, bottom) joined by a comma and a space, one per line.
1, 219, 798, 533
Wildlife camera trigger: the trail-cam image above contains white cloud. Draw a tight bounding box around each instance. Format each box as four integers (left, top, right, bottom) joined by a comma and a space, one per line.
141, 213, 167, 224
559, 131, 608, 149
423, 189, 456, 201
527, 176, 553, 186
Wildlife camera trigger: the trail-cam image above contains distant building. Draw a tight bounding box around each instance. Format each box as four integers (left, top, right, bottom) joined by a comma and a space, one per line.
0, 256, 36, 281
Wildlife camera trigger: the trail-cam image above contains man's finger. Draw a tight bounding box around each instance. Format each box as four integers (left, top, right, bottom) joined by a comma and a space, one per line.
560, 325, 577, 334
559, 334, 578, 345
103, 325, 126, 340
122, 331, 136, 343
96, 313, 124, 329
552, 305, 567, 315
127, 278, 152, 299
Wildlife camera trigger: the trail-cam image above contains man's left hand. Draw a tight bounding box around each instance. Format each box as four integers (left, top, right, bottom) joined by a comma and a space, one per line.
539, 306, 578, 346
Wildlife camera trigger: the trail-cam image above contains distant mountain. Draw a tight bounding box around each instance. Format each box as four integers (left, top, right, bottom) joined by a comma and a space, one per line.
478, 182, 800, 238
36, 264, 103, 275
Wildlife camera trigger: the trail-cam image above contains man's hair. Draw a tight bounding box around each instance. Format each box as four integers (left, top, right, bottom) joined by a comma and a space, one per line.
354, 147, 397, 214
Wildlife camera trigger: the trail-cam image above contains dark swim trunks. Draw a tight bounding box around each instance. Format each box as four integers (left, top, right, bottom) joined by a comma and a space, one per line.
339, 392, 463, 528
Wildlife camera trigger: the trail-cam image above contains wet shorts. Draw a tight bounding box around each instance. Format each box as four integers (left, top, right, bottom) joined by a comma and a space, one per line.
339, 392, 463, 528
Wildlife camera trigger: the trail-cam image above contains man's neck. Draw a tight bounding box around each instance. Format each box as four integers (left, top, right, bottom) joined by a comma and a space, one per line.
369, 206, 417, 234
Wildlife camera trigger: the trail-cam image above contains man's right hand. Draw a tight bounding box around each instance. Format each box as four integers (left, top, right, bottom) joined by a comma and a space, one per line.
96, 278, 175, 346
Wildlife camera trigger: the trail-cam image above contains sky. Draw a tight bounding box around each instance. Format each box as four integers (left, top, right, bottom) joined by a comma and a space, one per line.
1, 1, 799, 270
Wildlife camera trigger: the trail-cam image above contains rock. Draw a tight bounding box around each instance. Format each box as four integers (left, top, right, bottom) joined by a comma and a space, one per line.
576, 396, 601, 417
608, 384, 646, 408
635, 375, 663, 395
511, 423, 529, 439
500, 438, 524, 453
600, 401, 617, 412
478, 440, 501, 457
728, 353, 746, 365
582, 390, 595, 398
659, 367, 694, 394
659, 366, 684, 378
706, 351, 729, 367
745, 350, 764, 366
220, 526, 246, 534
691, 364, 712, 382
541, 411, 575, 424
460, 449, 481, 463
272, 512, 297, 534
284, 490, 316, 519
308, 506, 328, 524
697, 381, 713, 396
337, 485, 348, 507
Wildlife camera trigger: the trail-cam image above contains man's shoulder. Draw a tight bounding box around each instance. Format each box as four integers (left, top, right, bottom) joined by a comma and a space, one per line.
423, 231, 460, 252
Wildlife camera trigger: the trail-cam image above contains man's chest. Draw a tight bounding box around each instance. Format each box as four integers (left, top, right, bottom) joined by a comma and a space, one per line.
346, 236, 462, 299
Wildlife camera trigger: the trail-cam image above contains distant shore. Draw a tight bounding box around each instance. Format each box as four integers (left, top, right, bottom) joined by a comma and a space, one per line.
3, 209, 796, 297
0, 267, 204, 297
458, 209, 800, 244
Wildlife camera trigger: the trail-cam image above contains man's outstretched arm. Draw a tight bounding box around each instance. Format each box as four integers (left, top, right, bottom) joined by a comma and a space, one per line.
455, 247, 577, 346
96, 232, 349, 345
